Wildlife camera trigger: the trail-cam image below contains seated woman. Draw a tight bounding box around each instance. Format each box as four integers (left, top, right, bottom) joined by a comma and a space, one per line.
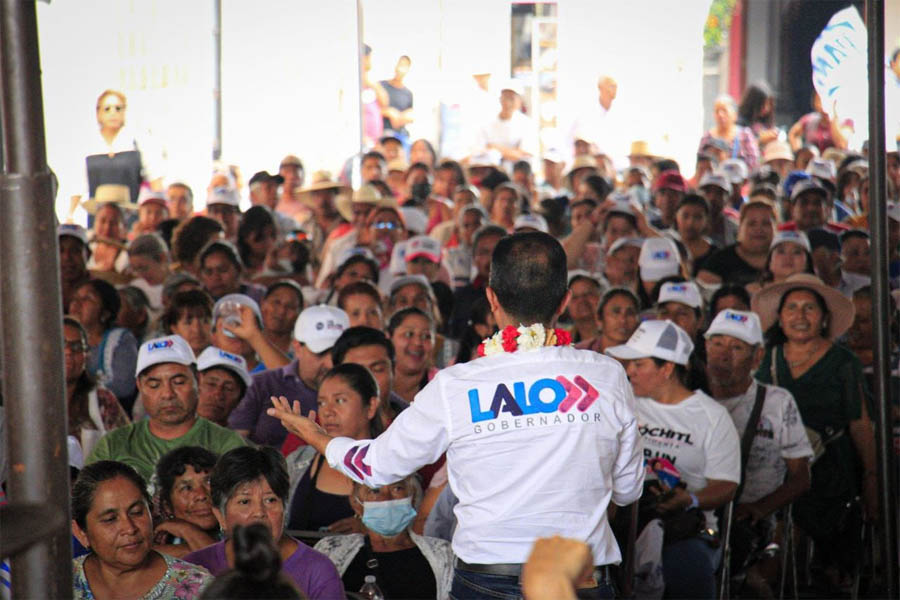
285, 363, 380, 534
153, 446, 221, 558
183, 446, 344, 599
576, 288, 640, 356
606, 320, 740, 599
64, 316, 130, 457
745, 230, 814, 295
159, 289, 214, 357
314, 475, 454, 599
338, 280, 385, 330
387, 307, 438, 403
71, 460, 211, 599
68, 278, 139, 410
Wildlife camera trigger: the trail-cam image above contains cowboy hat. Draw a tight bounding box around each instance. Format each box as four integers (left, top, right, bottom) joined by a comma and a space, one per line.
81, 184, 138, 214
751, 273, 855, 340
299, 170, 349, 206
335, 184, 397, 222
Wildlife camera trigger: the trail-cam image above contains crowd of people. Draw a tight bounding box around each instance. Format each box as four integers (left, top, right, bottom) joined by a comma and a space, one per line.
3, 51, 900, 599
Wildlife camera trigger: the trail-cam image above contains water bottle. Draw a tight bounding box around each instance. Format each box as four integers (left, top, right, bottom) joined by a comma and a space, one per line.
359, 575, 385, 600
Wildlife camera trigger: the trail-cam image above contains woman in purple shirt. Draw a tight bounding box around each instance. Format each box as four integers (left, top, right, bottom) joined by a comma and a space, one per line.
184, 446, 344, 599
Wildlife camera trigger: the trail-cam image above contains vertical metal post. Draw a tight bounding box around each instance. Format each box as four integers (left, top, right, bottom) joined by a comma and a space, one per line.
865, 0, 898, 597
0, 0, 73, 597
212, 0, 222, 161
356, 0, 366, 154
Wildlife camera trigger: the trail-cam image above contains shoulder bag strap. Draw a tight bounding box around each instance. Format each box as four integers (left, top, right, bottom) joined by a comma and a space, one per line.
736, 383, 767, 501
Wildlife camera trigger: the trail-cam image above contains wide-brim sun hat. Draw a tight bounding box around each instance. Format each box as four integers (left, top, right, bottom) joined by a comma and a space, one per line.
750, 272, 855, 340
81, 183, 139, 214
299, 170, 349, 206
335, 184, 397, 222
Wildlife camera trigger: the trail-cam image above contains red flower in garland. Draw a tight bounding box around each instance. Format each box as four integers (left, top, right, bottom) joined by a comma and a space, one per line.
554, 328, 572, 346
500, 325, 519, 353
476, 342, 486, 357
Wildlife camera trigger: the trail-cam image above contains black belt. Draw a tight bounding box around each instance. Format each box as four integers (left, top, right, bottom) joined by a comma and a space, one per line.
456, 559, 613, 583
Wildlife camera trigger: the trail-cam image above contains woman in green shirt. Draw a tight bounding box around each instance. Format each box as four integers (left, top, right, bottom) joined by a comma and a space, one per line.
752, 273, 877, 589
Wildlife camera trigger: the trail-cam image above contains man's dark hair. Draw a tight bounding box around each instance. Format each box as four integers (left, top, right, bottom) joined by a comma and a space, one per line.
676, 193, 710, 215
654, 158, 680, 173
332, 326, 395, 367
155, 446, 219, 516
472, 224, 507, 251
337, 280, 382, 312
480, 169, 510, 191
489, 232, 567, 324
171, 216, 224, 268
437, 159, 467, 188
362, 150, 386, 166
710, 284, 751, 317
512, 160, 532, 176
210, 446, 290, 512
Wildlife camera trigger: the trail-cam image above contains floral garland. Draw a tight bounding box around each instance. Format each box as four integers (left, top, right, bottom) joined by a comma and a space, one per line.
477, 323, 572, 357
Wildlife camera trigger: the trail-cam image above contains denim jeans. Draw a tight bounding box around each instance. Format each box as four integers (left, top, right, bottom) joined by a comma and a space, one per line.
449, 567, 617, 600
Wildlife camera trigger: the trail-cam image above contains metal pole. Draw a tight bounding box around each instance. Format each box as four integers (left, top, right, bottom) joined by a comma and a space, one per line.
212, 0, 222, 161
865, 0, 898, 597
0, 0, 73, 597
356, 0, 365, 154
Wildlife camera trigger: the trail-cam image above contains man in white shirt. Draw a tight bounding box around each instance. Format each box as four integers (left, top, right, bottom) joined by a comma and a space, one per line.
473, 81, 539, 173
269, 232, 644, 598
705, 309, 812, 591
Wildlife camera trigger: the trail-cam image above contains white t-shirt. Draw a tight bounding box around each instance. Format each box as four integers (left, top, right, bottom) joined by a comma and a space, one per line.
637, 391, 740, 531
325, 345, 644, 565
717, 380, 813, 505
474, 111, 539, 163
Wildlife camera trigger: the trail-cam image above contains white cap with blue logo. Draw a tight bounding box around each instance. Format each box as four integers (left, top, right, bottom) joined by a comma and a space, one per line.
704, 309, 763, 346
293, 305, 350, 353
657, 281, 703, 309
605, 319, 695, 366
638, 237, 681, 282
196, 346, 252, 387
135, 335, 196, 377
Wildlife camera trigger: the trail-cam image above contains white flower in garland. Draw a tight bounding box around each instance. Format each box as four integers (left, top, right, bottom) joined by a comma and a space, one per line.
516, 323, 546, 352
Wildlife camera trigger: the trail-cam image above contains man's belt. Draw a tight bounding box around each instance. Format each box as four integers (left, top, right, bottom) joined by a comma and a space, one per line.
456, 559, 614, 583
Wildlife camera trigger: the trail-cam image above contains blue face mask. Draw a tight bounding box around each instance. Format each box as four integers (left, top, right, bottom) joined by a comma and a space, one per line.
361, 497, 417, 537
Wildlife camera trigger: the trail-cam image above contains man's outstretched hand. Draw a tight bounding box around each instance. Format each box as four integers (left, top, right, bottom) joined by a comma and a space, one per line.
267, 396, 333, 454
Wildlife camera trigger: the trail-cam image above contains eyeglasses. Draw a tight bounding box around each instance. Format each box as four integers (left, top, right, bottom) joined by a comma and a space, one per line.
372, 221, 400, 230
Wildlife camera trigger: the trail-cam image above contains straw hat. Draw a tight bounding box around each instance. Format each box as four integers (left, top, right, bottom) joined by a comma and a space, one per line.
751, 273, 855, 340
628, 140, 654, 158
299, 171, 349, 206
565, 155, 598, 179
335, 184, 396, 221
81, 184, 138, 214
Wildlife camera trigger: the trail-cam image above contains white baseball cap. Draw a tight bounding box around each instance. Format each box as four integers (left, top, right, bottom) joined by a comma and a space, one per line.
770, 229, 811, 253
698, 172, 731, 193
657, 281, 702, 309
705, 309, 763, 346
206, 186, 240, 208
137, 188, 168, 208
135, 335, 196, 377
806, 157, 836, 181
196, 346, 252, 387
605, 319, 695, 366
405, 235, 442, 263
609, 237, 644, 255
513, 213, 549, 233
638, 237, 681, 282
293, 305, 349, 353
720, 159, 749, 184
58, 223, 89, 247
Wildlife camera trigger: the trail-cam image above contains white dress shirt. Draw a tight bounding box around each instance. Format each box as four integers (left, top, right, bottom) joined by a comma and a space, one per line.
325, 345, 644, 565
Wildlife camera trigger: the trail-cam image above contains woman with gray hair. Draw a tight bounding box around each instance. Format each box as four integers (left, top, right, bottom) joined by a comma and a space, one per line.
698, 93, 760, 171
314, 475, 454, 599
183, 446, 344, 599
127, 232, 170, 312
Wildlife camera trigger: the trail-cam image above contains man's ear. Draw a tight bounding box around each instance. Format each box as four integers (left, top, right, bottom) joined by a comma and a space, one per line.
553, 290, 573, 325
485, 286, 501, 315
